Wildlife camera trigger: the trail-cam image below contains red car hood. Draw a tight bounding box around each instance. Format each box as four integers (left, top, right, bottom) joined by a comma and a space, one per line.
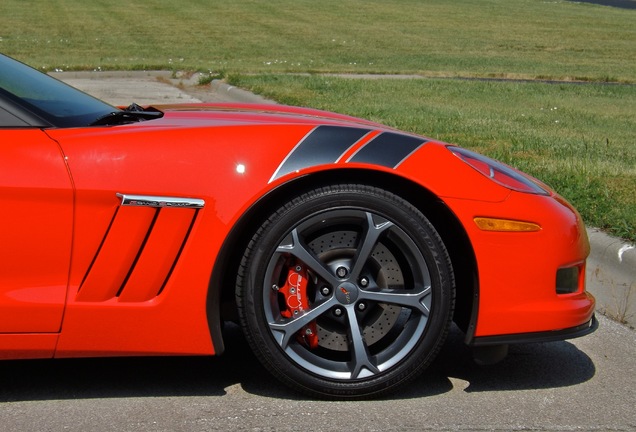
141, 102, 388, 129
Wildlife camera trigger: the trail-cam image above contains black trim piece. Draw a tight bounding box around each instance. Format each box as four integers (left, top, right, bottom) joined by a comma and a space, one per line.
0, 105, 30, 127
0, 90, 51, 127
469, 315, 598, 346
463, 274, 481, 344
348, 132, 427, 168
270, 125, 370, 182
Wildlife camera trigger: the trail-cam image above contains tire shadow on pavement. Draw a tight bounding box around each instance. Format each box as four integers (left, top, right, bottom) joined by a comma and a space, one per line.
420, 324, 596, 394
0, 323, 595, 402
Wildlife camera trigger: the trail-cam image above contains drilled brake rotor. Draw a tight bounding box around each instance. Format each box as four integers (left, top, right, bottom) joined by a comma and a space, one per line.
307, 230, 403, 351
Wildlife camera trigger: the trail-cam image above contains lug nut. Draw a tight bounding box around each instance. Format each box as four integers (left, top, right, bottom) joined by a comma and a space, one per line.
272, 284, 279, 291
321, 286, 331, 296
357, 302, 367, 311
295, 265, 302, 272
359, 277, 369, 287
333, 307, 343, 317
336, 266, 348, 278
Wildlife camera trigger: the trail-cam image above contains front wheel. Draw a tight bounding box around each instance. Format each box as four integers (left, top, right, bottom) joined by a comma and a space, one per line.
236, 184, 455, 398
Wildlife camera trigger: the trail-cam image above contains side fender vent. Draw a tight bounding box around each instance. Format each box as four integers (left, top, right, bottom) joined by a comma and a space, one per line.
76, 195, 203, 302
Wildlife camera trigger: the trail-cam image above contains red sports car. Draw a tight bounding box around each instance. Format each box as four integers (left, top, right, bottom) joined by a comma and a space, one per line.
0, 53, 596, 398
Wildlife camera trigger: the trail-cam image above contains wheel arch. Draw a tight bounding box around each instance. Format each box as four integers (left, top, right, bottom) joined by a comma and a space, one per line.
206, 168, 479, 354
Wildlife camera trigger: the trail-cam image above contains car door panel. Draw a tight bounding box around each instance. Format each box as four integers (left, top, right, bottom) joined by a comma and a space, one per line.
0, 129, 73, 333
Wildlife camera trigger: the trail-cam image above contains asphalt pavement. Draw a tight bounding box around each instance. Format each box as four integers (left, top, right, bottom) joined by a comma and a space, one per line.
0, 316, 634, 431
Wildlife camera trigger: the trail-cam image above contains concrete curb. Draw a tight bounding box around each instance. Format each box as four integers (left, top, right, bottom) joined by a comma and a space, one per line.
51, 71, 201, 106
50, 70, 174, 79
209, 79, 274, 104
586, 228, 636, 328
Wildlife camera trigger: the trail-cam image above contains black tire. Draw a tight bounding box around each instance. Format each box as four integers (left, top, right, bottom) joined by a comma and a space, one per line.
236, 184, 455, 398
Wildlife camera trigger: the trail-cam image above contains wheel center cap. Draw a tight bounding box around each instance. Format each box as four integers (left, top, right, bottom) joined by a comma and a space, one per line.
335, 282, 359, 305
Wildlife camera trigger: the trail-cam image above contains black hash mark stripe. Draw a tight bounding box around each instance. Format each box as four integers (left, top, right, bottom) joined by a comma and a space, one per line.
270, 125, 371, 182
347, 132, 428, 168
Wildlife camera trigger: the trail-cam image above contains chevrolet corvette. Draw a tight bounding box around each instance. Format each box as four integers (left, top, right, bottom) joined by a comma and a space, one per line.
0, 53, 596, 398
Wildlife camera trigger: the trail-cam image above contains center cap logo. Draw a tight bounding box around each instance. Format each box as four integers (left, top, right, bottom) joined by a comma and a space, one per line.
335, 282, 359, 305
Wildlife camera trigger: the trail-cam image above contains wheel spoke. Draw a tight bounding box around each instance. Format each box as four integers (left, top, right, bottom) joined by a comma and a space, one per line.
350, 212, 393, 280
276, 228, 339, 286
253, 191, 449, 391
346, 306, 380, 378
359, 286, 432, 316
269, 297, 339, 349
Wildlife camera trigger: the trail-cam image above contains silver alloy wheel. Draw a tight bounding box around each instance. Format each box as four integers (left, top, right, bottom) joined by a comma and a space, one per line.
237, 184, 454, 398
263, 208, 434, 380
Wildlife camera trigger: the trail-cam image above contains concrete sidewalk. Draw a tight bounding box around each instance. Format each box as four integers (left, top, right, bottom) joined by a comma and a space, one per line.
50, 70, 270, 105
53, 70, 636, 329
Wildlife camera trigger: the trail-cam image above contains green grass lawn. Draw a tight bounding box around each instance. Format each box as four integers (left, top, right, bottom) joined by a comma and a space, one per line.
1, 0, 634, 82
1, 0, 634, 240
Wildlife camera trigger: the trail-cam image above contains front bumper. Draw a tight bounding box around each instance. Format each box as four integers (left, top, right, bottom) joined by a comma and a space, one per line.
443, 190, 596, 339
470, 314, 598, 346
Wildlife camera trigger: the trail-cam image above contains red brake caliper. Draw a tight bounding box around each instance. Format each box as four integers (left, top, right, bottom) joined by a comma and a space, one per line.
279, 262, 319, 349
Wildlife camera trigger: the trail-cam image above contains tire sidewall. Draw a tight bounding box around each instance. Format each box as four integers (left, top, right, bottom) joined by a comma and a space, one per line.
239, 185, 454, 398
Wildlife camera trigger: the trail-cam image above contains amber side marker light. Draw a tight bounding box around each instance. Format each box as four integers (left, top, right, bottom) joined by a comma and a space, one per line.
474, 217, 541, 232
